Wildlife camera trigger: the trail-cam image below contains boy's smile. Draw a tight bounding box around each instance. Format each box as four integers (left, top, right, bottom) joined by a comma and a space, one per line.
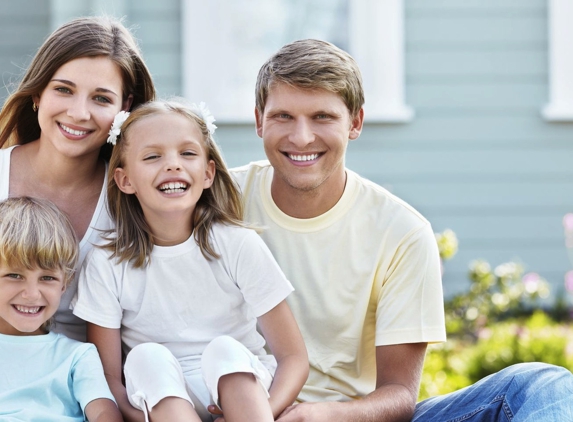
0, 265, 65, 336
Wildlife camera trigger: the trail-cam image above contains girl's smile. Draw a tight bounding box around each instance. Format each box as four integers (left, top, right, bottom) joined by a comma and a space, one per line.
114, 112, 215, 243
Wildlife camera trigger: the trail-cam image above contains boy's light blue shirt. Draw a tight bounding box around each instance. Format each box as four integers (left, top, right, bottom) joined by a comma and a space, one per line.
0, 331, 115, 421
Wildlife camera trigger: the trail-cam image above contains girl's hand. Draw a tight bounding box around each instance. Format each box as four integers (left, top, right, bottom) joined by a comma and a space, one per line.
207, 404, 226, 421
257, 300, 309, 418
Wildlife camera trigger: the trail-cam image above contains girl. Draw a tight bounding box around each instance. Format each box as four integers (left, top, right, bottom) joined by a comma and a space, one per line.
0, 16, 155, 341
0, 197, 121, 421
73, 100, 308, 422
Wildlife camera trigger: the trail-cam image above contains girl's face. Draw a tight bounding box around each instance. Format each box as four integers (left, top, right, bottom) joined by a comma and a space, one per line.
114, 112, 216, 234
35, 56, 131, 160
0, 264, 65, 336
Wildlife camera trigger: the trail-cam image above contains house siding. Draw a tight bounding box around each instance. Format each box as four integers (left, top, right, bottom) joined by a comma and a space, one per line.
1, 0, 571, 298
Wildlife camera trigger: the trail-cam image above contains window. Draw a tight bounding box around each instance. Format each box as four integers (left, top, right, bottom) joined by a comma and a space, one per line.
182, 0, 412, 123
542, 0, 573, 121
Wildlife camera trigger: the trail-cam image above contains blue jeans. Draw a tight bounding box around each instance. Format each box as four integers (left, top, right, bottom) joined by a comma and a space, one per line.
413, 363, 573, 421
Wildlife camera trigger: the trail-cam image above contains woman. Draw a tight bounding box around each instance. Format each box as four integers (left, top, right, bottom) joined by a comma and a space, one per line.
0, 16, 156, 341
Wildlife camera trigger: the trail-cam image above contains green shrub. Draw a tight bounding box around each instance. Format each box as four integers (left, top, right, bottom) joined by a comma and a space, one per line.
419, 311, 573, 400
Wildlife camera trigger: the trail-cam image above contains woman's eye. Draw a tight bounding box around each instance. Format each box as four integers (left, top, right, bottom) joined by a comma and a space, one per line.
94, 95, 111, 104
55, 87, 72, 94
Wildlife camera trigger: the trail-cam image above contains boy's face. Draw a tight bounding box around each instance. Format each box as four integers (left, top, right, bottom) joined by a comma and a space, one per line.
0, 264, 66, 336
255, 83, 363, 199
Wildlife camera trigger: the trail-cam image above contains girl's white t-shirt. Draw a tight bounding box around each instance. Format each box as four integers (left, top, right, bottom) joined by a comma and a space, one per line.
72, 223, 294, 372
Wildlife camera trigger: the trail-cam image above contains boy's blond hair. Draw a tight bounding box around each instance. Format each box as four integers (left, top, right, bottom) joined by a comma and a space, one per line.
0, 197, 78, 285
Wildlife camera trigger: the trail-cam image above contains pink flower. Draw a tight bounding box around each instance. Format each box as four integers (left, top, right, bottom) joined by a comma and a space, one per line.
565, 271, 573, 293
563, 214, 573, 232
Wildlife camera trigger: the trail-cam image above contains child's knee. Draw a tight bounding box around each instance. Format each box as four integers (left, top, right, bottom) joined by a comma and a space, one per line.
202, 335, 245, 368
125, 342, 176, 373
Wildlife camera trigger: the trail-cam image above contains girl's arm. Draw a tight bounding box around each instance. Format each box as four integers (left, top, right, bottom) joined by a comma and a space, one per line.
84, 398, 123, 421
87, 323, 146, 422
257, 300, 309, 419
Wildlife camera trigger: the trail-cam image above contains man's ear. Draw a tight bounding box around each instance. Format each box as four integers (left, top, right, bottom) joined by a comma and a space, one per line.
255, 107, 263, 138
114, 167, 136, 194
349, 108, 365, 141
203, 160, 216, 189
123, 94, 134, 112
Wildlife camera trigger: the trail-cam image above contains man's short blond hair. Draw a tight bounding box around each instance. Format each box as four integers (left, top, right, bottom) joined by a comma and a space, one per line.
0, 197, 78, 286
255, 39, 365, 118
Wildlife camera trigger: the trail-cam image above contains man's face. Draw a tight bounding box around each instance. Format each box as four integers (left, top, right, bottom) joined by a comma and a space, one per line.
255, 83, 363, 198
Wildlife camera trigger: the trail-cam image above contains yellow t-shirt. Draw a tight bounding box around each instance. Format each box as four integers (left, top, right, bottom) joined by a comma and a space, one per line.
231, 161, 446, 402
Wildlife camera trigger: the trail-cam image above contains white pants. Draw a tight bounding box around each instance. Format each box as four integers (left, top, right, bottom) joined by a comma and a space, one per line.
123, 336, 274, 422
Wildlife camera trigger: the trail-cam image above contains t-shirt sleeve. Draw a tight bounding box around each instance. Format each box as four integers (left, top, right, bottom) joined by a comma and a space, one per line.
71, 343, 116, 413
233, 229, 294, 317
71, 248, 123, 329
375, 223, 446, 346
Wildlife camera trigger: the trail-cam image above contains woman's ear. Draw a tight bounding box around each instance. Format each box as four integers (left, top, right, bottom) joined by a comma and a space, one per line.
114, 167, 136, 194
123, 94, 134, 112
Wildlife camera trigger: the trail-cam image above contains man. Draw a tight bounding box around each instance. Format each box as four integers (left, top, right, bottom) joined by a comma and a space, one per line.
227, 39, 573, 421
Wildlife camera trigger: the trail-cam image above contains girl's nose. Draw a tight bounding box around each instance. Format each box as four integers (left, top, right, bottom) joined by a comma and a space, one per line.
165, 154, 182, 171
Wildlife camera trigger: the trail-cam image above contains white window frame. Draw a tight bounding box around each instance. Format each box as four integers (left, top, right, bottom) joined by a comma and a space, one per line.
542, 0, 573, 121
182, 0, 413, 123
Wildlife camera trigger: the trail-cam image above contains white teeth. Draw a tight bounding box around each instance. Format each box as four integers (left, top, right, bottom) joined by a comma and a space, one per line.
15, 305, 41, 314
60, 124, 88, 136
289, 153, 319, 162
159, 181, 188, 193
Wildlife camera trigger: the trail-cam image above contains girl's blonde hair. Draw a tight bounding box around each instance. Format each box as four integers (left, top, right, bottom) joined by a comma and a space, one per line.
103, 99, 244, 267
0, 16, 156, 161
0, 197, 78, 286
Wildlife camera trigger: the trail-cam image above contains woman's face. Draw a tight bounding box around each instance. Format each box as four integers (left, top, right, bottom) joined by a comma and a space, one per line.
35, 56, 129, 160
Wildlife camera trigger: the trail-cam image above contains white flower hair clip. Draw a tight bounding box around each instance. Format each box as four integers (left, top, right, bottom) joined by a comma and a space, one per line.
107, 111, 130, 145
191, 102, 217, 135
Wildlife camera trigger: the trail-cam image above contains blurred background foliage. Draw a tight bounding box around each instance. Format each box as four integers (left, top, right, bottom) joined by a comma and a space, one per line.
420, 225, 573, 400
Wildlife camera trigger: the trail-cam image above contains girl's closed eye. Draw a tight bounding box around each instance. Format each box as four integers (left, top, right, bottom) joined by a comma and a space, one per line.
143, 154, 161, 161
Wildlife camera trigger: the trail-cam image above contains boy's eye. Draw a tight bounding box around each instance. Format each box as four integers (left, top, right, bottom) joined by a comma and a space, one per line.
6, 273, 22, 279
40, 275, 57, 281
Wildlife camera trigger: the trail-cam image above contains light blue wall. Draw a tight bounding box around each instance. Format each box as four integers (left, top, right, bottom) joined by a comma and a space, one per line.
2, 0, 571, 299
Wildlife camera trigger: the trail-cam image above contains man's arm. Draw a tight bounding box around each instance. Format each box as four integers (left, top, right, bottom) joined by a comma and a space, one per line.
278, 342, 427, 422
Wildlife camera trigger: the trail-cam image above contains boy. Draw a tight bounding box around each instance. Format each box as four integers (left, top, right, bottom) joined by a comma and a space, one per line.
0, 197, 121, 421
